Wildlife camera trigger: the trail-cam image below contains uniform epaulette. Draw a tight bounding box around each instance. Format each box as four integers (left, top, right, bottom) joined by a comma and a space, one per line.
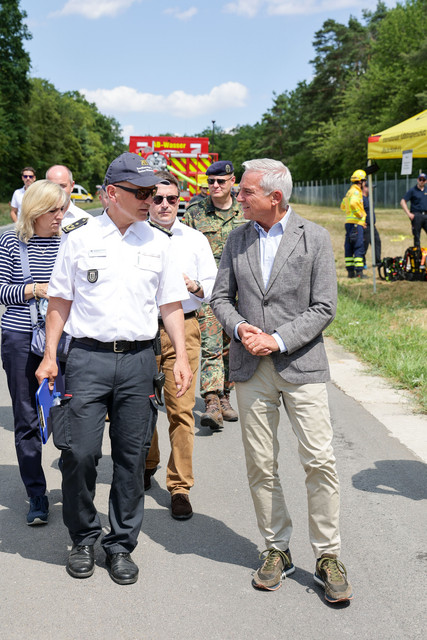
148, 220, 173, 237
62, 218, 89, 234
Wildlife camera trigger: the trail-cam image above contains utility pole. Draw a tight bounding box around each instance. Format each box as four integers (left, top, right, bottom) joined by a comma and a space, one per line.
211, 120, 215, 154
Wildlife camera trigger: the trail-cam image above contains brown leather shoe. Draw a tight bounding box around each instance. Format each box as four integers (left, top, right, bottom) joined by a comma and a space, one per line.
171, 493, 193, 520
219, 393, 238, 422
200, 392, 223, 430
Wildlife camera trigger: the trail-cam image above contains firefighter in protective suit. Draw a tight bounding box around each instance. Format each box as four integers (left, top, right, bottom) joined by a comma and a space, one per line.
341, 169, 367, 278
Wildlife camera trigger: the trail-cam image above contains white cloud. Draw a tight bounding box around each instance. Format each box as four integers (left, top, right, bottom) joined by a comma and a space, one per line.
224, 0, 359, 17
163, 6, 198, 21
121, 124, 135, 143
54, 0, 141, 19
81, 82, 249, 118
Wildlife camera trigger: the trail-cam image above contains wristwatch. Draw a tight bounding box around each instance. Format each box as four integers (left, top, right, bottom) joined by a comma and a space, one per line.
193, 280, 202, 294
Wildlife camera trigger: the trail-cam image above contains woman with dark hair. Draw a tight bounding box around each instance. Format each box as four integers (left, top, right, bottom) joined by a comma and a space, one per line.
0, 179, 66, 525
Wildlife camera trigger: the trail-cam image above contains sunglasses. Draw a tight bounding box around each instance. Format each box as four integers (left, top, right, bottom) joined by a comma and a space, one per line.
418, 177, 426, 182
114, 184, 157, 200
23, 174, 35, 179
207, 177, 232, 185
152, 195, 179, 206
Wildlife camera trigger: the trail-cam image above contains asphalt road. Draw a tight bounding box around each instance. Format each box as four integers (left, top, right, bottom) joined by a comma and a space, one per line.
0, 216, 426, 638
0, 346, 426, 640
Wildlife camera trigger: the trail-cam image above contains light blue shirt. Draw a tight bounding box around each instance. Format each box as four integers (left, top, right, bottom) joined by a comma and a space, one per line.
235, 211, 290, 353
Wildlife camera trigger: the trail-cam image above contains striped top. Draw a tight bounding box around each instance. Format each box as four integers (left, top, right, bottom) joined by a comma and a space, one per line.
0, 230, 61, 333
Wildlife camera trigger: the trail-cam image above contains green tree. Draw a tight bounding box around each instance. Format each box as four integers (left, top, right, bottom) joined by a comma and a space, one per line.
0, 0, 32, 198
25, 79, 126, 191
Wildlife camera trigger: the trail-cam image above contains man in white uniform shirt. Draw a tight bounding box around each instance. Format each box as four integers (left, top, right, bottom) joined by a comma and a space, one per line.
36, 153, 192, 586
145, 171, 217, 520
45, 164, 91, 226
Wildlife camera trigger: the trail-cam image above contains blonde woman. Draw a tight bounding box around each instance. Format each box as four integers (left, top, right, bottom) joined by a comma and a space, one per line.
0, 179, 66, 525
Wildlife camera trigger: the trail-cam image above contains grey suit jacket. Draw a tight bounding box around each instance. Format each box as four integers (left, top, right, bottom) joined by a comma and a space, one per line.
210, 207, 337, 384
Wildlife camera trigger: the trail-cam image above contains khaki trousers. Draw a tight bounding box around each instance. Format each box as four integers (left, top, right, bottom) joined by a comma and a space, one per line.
235, 356, 341, 558
146, 316, 200, 495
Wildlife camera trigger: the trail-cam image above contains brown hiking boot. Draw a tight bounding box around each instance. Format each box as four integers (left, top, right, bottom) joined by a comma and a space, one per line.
200, 392, 223, 430
219, 392, 238, 422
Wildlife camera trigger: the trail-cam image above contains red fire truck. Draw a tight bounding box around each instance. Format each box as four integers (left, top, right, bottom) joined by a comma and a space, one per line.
129, 136, 218, 211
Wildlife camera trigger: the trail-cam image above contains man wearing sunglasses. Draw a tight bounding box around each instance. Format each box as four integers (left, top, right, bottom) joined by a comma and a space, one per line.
183, 161, 245, 431
36, 152, 192, 586
400, 173, 427, 247
10, 166, 36, 222
145, 171, 217, 520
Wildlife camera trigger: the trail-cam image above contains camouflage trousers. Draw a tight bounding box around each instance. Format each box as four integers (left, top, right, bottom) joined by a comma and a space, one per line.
198, 302, 234, 397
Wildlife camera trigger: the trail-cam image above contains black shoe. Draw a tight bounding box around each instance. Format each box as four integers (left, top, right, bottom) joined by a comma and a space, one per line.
106, 552, 139, 585
67, 545, 95, 579
144, 467, 157, 491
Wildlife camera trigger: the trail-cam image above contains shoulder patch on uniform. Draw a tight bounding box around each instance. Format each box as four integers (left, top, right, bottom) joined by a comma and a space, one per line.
62, 217, 89, 234
148, 220, 173, 237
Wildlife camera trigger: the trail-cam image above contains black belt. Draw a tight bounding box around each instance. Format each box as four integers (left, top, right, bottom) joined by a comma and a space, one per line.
158, 310, 197, 327
73, 337, 153, 353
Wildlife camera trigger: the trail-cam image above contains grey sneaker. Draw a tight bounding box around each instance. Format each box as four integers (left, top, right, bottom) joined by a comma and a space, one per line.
314, 553, 353, 603
252, 548, 295, 591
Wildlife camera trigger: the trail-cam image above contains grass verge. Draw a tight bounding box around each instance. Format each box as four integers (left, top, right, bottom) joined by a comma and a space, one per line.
294, 202, 427, 414
0, 199, 101, 226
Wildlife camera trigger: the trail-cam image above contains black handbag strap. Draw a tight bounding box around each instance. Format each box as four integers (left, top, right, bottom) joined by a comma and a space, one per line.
18, 239, 38, 329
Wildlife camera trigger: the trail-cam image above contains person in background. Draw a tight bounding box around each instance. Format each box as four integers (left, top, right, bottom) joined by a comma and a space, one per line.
400, 173, 427, 247
99, 184, 109, 210
45, 164, 92, 227
188, 180, 209, 205
362, 182, 381, 268
0, 180, 66, 524
183, 161, 245, 430
340, 169, 367, 279
145, 171, 217, 520
10, 167, 36, 222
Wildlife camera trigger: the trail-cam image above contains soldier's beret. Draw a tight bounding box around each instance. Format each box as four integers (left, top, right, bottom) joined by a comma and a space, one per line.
206, 161, 234, 176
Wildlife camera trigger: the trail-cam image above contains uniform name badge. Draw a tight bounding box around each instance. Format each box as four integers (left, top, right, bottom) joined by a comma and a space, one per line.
87, 269, 98, 283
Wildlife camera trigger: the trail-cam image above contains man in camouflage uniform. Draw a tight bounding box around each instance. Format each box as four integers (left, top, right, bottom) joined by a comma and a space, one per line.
183, 160, 245, 430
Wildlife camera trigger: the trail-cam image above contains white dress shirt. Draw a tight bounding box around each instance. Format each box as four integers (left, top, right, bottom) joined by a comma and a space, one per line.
235, 209, 291, 352
164, 218, 217, 313
49, 212, 189, 341
61, 200, 91, 227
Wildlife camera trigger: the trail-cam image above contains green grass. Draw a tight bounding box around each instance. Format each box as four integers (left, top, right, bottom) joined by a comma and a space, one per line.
0, 199, 101, 226
325, 283, 427, 413
293, 202, 427, 414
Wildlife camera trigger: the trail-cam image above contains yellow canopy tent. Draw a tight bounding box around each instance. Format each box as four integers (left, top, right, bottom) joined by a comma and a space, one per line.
366, 110, 427, 291
368, 109, 427, 159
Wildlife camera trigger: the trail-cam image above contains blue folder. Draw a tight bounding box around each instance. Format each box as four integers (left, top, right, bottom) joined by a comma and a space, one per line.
35, 371, 65, 444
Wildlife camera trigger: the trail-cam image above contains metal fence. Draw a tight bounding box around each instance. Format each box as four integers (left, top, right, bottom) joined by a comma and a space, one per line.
293, 173, 418, 209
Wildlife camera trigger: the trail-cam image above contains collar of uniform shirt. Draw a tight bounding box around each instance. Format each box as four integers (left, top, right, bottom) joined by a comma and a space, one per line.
254, 209, 291, 288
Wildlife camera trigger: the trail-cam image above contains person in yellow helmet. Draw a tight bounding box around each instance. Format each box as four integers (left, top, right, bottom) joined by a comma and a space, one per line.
340, 170, 367, 278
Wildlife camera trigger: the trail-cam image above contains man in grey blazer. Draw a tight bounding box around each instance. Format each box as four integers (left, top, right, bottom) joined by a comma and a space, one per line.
210, 158, 353, 603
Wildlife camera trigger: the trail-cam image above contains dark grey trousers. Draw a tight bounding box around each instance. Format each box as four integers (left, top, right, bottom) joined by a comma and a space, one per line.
61, 340, 157, 554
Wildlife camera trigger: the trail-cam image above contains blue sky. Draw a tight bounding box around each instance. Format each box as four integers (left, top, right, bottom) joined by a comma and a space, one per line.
21, 0, 397, 145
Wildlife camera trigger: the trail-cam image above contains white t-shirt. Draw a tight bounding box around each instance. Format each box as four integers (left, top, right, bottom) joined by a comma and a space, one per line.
10, 187, 26, 217
48, 212, 189, 341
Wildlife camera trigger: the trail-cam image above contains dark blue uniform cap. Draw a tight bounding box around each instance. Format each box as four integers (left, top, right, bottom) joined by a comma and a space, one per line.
104, 152, 159, 187
206, 161, 234, 176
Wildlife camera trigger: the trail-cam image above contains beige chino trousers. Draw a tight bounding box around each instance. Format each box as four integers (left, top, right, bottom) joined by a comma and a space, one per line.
235, 356, 341, 559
